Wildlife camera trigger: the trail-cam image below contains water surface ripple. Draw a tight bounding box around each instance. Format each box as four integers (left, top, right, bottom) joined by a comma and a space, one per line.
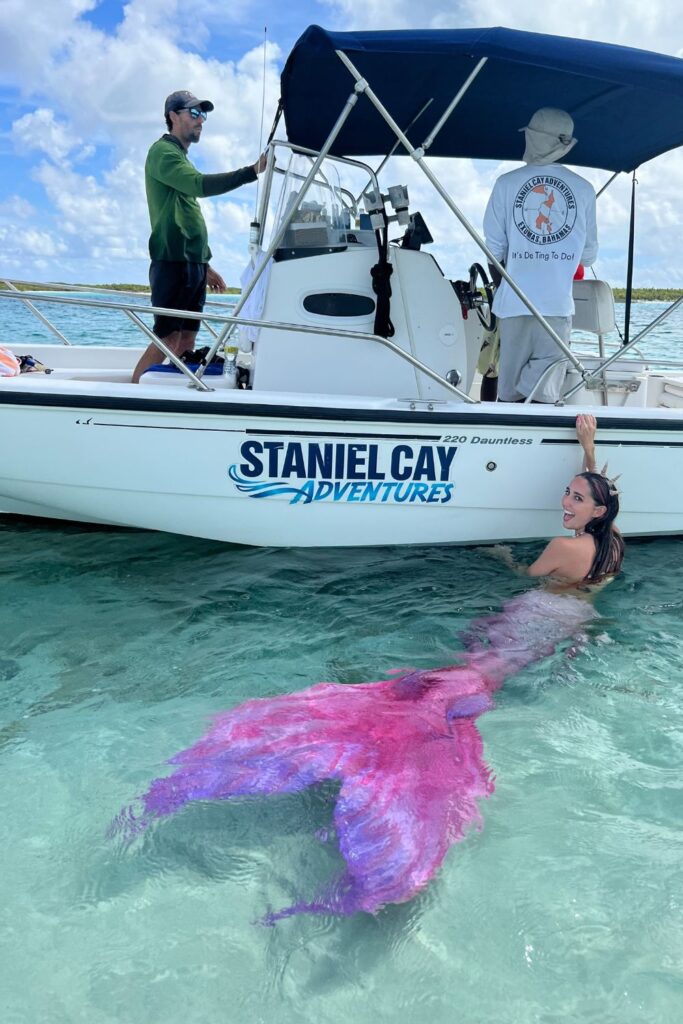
0, 516, 681, 1023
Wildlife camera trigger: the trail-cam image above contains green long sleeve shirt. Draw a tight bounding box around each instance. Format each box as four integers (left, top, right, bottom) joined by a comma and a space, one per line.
145, 134, 257, 262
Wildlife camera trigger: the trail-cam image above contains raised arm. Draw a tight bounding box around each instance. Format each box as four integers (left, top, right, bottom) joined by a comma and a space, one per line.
576, 413, 597, 473
482, 413, 602, 581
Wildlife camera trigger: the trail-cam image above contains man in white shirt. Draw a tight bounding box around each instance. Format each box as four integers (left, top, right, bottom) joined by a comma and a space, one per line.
483, 108, 598, 403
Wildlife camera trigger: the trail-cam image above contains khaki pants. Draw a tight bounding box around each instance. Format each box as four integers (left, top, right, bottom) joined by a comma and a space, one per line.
497, 315, 572, 403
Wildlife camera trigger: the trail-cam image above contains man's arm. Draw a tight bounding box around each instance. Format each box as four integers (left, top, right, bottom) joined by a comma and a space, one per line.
483, 183, 508, 257
151, 146, 206, 197
201, 166, 258, 197
202, 153, 266, 197
151, 146, 258, 199
488, 261, 504, 288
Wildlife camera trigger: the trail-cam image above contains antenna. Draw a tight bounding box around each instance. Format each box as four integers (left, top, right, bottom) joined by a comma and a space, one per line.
250, 26, 268, 253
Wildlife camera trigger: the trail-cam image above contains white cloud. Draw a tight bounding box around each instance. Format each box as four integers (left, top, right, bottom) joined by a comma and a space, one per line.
321, 0, 677, 55
0, 1, 280, 281
1, 1, 281, 158
2, 0, 683, 285
11, 108, 84, 162
0, 224, 66, 259
32, 157, 148, 256
0, 0, 98, 86
0, 195, 36, 220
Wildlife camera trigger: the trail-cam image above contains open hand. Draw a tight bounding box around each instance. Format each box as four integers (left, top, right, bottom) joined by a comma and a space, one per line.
576, 413, 597, 472
576, 413, 597, 445
207, 266, 227, 292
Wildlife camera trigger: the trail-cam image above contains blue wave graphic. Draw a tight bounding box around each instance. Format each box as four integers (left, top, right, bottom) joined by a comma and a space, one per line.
228, 465, 312, 503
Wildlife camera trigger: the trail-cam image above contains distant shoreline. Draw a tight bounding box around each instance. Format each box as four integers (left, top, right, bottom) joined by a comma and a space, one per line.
10, 282, 683, 302
610, 288, 683, 301
11, 282, 240, 295
96, 284, 242, 295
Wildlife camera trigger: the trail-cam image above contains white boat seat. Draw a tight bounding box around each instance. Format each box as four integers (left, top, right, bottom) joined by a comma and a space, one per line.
572, 279, 616, 335
663, 377, 683, 397
659, 376, 683, 408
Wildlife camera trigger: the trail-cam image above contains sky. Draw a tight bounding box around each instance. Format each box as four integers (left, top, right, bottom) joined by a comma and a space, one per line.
1, 0, 682, 287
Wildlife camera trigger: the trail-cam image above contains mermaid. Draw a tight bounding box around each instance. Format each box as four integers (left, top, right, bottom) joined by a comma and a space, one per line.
113, 415, 623, 921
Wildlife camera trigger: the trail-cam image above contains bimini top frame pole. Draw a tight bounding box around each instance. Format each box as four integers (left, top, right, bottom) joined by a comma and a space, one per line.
197, 82, 474, 402
198, 79, 369, 379
421, 58, 488, 153
334, 48, 593, 394
354, 59, 485, 206
357, 98, 434, 205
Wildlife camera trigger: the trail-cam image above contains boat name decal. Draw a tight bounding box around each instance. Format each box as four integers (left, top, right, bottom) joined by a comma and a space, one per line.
441, 435, 533, 445
228, 441, 457, 505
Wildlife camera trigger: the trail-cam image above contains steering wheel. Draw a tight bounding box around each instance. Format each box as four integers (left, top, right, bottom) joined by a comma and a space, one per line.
468, 262, 496, 332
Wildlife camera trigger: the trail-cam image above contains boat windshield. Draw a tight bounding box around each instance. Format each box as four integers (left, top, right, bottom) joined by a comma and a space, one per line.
271, 152, 351, 252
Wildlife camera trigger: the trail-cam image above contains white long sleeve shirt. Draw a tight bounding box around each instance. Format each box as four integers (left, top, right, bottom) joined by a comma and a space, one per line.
483, 163, 598, 318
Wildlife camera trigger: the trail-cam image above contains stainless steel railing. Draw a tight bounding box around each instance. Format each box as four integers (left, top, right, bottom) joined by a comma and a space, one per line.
0, 283, 475, 402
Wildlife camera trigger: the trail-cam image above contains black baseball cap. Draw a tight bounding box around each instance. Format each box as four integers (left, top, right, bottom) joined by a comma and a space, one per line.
164, 90, 214, 115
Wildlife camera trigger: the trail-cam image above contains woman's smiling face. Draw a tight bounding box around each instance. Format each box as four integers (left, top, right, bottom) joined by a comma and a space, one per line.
562, 476, 606, 533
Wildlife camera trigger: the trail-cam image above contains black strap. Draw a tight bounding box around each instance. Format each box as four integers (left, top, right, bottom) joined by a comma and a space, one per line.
266, 99, 283, 146
623, 169, 637, 348
370, 216, 395, 338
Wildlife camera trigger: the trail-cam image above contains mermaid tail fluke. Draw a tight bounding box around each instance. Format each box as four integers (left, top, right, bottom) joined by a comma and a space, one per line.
265, 717, 494, 921
137, 682, 376, 821
113, 590, 597, 918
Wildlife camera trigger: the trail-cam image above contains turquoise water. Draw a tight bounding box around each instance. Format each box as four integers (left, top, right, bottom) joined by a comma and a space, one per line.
1, 520, 681, 1023
0, 289, 236, 348
1, 295, 682, 1021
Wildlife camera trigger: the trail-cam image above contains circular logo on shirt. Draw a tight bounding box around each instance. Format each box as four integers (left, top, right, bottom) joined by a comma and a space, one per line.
513, 175, 577, 245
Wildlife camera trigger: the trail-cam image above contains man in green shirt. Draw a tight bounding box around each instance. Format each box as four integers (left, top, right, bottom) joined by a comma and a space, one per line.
132, 90, 266, 382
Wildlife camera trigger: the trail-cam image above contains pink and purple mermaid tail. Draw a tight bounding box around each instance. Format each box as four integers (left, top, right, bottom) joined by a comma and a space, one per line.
113, 590, 596, 919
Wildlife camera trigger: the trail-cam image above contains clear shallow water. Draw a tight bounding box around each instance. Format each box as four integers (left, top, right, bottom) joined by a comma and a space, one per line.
0, 290, 236, 348
1, 294, 682, 1021
1, 519, 681, 1024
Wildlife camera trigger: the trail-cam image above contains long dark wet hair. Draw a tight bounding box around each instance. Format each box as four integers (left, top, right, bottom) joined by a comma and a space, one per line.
578, 471, 624, 581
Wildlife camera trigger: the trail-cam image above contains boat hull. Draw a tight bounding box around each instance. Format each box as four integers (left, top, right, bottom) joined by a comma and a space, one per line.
2, 383, 682, 545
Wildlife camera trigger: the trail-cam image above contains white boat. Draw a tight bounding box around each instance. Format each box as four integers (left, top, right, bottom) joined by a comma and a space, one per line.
2, 25, 683, 547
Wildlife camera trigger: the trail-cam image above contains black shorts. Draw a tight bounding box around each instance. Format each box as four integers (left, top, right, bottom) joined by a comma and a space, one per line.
149, 260, 208, 339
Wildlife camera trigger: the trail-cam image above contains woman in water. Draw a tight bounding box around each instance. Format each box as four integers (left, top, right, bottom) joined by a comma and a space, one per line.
114, 414, 624, 921
493, 413, 624, 587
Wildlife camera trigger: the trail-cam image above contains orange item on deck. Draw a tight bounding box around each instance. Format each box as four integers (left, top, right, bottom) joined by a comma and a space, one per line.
0, 347, 20, 377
